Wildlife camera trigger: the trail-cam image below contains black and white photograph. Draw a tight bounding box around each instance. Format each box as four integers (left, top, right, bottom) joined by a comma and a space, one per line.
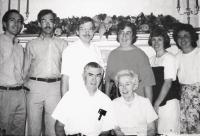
0, 0, 200, 136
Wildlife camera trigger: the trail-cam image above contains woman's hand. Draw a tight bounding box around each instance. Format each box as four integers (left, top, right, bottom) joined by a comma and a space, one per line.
154, 100, 161, 113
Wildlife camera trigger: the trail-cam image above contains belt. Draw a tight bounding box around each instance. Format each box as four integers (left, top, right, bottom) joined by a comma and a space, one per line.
67, 134, 86, 136
30, 77, 61, 83
0, 86, 30, 91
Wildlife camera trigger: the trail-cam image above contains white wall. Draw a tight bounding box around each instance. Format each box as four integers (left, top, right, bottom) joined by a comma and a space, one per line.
0, 0, 200, 33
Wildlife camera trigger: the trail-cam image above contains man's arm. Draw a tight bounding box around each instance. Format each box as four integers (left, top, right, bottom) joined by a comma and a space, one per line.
144, 86, 153, 103
61, 74, 69, 97
55, 120, 66, 136
23, 44, 32, 82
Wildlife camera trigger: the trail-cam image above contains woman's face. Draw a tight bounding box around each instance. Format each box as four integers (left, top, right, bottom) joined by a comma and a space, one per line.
118, 26, 133, 46
177, 30, 193, 51
118, 75, 137, 101
151, 36, 165, 53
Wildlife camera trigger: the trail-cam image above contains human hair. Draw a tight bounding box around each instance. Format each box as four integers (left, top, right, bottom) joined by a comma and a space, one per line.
37, 9, 57, 23
173, 23, 198, 49
115, 69, 139, 87
77, 16, 95, 30
148, 26, 170, 49
116, 21, 137, 44
83, 62, 103, 74
2, 9, 24, 31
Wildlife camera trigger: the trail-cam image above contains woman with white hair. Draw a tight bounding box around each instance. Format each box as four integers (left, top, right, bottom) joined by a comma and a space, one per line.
112, 70, 158, 136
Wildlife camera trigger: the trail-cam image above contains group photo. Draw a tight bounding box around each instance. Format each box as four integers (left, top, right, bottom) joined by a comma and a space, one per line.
0, 0, 200, 136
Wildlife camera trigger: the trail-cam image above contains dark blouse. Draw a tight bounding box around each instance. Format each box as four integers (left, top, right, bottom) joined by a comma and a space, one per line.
152, 66, 181, 106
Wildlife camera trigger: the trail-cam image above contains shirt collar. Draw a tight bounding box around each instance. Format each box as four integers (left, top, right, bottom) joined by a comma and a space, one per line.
76, 39, 94, 49
3, 33, 19, 45
82, 84, 100, 97
39, 33, 56, 40
121, 93, 137, 104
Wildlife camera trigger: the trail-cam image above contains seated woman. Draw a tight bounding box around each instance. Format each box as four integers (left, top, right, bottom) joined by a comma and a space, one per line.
112, 70, 158, 136
148, 27, 180, 135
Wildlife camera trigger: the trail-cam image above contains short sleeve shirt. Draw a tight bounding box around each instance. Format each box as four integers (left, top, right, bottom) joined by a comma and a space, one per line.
175, 47, 200, 84
150, 52, 176, 81
105, 47, 155, 96
61, 39, 104, 91
112, 93, 158, 135
52, 88, 116, 135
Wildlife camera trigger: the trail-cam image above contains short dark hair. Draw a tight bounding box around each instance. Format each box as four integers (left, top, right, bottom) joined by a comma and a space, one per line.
37, 9, 57, 23
2, 9, 24, 31
116, 21, 137, 44
84, 62, 103, 73
148, 26, 170, 49
173, 23, 198, 49
77, 16, 95, 30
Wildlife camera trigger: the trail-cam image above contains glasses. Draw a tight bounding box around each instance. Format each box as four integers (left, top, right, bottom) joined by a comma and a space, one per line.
118, 31, 132, 36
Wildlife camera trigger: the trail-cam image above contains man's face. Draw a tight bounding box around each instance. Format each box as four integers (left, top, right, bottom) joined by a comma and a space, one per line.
3, 12, 23, 35
84, 67, 102, 93
77, 22, 95, 44
39, 13, 55, 35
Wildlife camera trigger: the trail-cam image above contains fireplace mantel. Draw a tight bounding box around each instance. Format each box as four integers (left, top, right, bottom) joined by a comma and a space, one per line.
17, 33, 179, 64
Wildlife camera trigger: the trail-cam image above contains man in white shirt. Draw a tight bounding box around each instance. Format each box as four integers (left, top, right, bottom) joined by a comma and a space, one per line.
52, 62, 115, 136
61, 17, 104, 96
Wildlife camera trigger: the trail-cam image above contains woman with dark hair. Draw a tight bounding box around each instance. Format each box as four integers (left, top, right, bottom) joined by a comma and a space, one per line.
105, 21, 155, 102
149, 27, 180, 135
173, 23, 200, 134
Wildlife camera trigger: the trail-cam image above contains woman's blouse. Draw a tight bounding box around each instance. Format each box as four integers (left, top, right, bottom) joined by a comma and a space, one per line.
105, 47, 155, 97
150, 52, 176, 81
175, 47, 200, 84
150, 52, 180, 105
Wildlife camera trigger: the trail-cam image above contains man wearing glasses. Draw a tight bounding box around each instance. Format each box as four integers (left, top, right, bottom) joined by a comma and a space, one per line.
61, 17, 104, 96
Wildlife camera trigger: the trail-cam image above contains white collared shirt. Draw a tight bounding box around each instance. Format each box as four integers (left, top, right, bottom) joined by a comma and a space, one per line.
52, 87, 116, 136
112, 93, 158, 135
61, 39, 104, 92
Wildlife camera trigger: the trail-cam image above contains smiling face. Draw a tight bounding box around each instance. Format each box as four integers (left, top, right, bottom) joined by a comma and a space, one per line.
118, 75, 138, 101
83, 66, 102, 94
77, 21, 95, 44
3, 12, 23, 36
177, 30, 193, 52
151, 36, 165, 53
39, 13, 55, 36
118, 26, 133, 47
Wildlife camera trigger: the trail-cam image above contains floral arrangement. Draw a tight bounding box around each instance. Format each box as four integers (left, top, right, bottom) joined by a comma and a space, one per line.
23, 12, 180, 37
